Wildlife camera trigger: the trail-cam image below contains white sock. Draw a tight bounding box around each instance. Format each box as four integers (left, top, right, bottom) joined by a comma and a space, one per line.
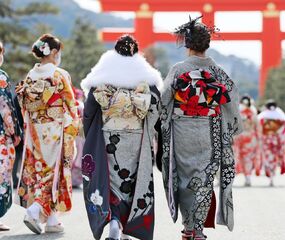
109, 219, 120, 239
270, 177, 274, 186
27, 202, 41, 220
121, 233, 132, 239
47, 213, 59, 226
245, 176, 251, 185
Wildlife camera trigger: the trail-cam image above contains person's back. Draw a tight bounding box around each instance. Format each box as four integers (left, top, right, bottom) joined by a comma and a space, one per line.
258, 100, 285, 184
81, 35, 163, 240
15, 34, 78, 235
160, 15, 242, 240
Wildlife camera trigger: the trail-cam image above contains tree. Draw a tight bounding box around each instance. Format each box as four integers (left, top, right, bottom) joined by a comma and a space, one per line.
62, 19, 105, 87
0, 0, 58, 82
263, 60, 285, 110
144, 45, 170, 78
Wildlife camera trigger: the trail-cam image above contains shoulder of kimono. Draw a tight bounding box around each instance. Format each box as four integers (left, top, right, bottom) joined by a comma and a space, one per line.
55, 67, 71, 83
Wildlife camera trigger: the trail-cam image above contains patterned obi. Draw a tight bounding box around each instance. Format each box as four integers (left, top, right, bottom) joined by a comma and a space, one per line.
173, 69, 231, 117
261, 119, 285, 135
18, 77, 64, 124
93, 82, 151, 130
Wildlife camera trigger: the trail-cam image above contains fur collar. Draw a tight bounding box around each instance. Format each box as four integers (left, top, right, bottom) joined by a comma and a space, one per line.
81, 50, 163, 94
258, 108, 285, 121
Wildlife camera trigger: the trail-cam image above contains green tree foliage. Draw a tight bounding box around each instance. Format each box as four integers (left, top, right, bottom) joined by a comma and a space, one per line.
263, 61, 285, 110
0, 0, 58, 82
0, 0, 13, 17
62, 19, 105, 87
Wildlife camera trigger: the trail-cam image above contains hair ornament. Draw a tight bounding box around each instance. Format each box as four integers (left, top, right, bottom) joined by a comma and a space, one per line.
174, 15, 221, 47
33, 40, 51, 56
174, 15, 203, 47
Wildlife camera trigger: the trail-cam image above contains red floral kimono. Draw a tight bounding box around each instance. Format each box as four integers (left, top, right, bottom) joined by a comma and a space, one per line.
258, 108, 285, 177
15, 63, 78, 218
234, 105, 260, 176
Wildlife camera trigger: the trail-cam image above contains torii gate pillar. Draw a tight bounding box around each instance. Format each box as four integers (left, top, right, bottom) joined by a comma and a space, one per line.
135, 4, 154, 49
261, 3, 282, 96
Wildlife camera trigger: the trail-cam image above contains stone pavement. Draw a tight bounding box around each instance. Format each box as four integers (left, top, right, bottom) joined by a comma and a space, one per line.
1, 170, 285, 240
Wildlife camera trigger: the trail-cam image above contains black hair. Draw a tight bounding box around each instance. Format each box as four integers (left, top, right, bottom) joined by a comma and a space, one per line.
32, 33, 63, 59
240, 95, 252, 108
174, 15, 216, 53
265, 99, 277, 110
115, 35, 139, 57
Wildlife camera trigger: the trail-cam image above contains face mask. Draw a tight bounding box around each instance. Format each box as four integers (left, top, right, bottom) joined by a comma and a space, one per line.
0, 55, 3, 67
54, 51, 61, 67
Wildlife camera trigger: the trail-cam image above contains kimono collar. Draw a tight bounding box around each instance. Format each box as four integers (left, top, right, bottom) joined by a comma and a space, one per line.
28, 63, 57, 80
81, 50, 163, 95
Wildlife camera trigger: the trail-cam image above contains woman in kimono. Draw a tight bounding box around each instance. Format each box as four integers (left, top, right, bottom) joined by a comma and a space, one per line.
234, 95, 259, 186
0, 41, 22, 231
81, 35, 163, 240
15, 34, 79, 234
258, 100, 285, 186
160, 16, 242, 240
71, 88, 84, 188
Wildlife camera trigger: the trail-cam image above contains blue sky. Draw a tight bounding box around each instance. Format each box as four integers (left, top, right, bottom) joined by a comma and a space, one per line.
73, 0, 285, 65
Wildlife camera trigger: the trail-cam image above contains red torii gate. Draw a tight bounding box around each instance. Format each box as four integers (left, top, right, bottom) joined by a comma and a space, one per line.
99, 0, 285, 96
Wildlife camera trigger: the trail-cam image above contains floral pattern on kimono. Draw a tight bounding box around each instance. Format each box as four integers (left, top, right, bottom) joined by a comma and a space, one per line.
259, 117, 285, 177
0, 69, 22, 217
15, 65, 78, 217
234, 105, 260, 176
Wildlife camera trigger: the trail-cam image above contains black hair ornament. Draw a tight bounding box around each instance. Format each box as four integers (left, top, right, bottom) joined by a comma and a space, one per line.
174, 15, 221, 47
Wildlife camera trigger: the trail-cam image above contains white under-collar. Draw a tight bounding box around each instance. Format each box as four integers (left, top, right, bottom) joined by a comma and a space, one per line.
28, 63, 57, 80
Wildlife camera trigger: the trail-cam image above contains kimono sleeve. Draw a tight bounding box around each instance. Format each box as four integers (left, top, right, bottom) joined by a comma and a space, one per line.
146, 86, 161, 141
58, 71, 79, 138
161, 65, 178, 108
0, 71, 22, 142
210, 66, 243, 139
221, 75, 243, 138
83, 88, 101, 137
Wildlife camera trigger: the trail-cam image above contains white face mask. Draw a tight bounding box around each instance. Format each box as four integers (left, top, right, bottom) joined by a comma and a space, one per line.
54, 51, 61, 67
0, 55, 3, 67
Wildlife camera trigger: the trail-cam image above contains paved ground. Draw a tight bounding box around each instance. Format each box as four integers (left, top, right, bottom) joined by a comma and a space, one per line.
1, 170, 285, 240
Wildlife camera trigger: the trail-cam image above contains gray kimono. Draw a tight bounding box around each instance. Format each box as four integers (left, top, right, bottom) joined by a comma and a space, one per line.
160, 55, 242, 232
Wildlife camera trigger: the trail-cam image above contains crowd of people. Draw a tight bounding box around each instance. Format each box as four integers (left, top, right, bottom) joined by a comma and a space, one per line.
0, 15, 284, 240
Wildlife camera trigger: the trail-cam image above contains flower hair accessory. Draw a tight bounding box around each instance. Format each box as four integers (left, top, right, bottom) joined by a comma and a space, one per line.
33, 40, 51, 56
